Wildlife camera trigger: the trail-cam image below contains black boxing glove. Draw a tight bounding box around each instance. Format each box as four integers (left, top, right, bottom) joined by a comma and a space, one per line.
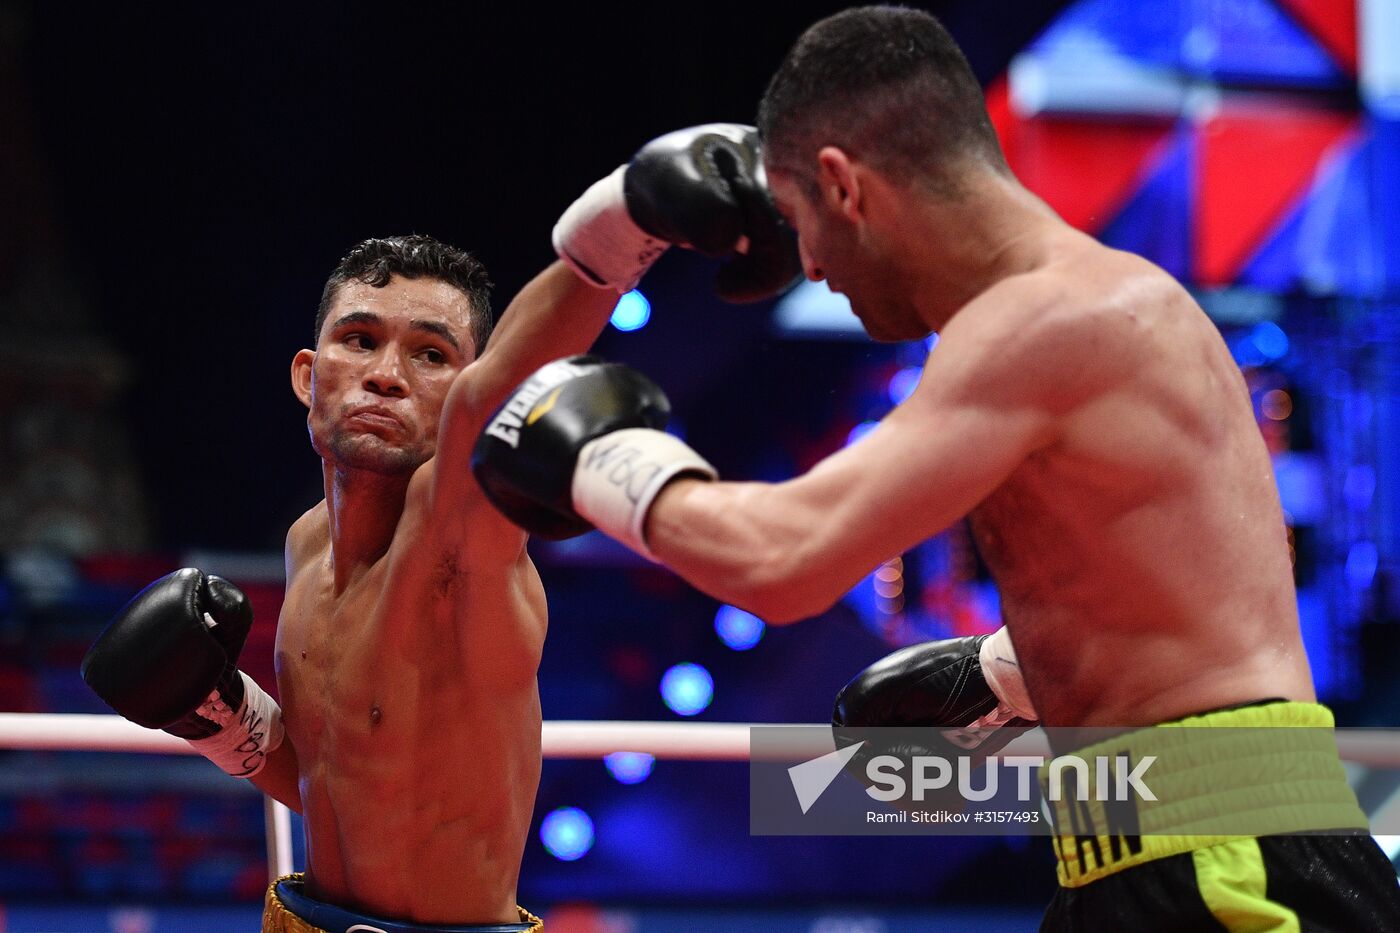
472, 355, 716, 554
834, 628, 1038, 745
833, 629, 1038, 811
553, 123, 802, 303
81, 568, 284, 777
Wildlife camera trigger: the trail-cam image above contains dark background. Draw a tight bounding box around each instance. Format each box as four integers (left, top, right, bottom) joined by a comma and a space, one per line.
14, 0, 1065, 551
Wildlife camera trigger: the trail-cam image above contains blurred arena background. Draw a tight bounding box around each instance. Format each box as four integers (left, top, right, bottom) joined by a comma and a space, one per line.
2, 0, 1399, 930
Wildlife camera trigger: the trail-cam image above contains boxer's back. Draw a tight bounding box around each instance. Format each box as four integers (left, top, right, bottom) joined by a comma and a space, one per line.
275, 478, 546, 923
964, 243, 1313, 727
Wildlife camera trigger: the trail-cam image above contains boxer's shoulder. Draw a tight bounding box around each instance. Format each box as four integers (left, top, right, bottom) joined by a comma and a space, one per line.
1022, 251, 1184, 351
284, 502, 329, 576
935, 265, 1142, 398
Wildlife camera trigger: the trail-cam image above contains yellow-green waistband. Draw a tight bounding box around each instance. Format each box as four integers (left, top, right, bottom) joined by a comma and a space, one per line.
1044, 701, 1368, 887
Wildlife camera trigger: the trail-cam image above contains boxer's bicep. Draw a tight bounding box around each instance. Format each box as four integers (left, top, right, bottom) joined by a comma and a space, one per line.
804, 384, 1053, 570
802, 314, 1084, 569
471, 262, 619, 402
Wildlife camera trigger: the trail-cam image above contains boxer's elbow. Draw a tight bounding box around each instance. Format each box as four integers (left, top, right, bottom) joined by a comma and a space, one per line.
748, 595, 829, 626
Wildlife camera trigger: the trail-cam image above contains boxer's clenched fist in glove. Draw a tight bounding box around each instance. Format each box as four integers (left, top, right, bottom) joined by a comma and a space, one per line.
553, 123, 802, 302
831, 629, 1038, 811
834, 627, 1038, 756
82, 568, 284, 778
471, 355, 716, 556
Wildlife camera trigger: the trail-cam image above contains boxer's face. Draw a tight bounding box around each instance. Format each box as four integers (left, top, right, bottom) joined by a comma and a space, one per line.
292, 276, 477, 475
768, 164, 905, 343
768, 169, 851, 288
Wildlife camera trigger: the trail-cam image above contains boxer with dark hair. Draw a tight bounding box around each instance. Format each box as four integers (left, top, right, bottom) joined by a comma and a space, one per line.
473, 7, 1400, 928
83, 125, 799, 932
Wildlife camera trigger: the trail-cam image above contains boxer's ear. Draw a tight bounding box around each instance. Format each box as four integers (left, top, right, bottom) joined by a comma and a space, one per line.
816, 146, 861, 222
291, 349, 314, 409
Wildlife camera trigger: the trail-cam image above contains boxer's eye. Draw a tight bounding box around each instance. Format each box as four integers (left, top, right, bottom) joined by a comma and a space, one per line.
345, 333, 374, 351
416, 348, 446, 365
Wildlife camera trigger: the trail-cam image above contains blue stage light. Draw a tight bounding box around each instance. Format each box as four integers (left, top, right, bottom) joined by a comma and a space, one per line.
1230, 334, 1267, 368
603, 751, 655, 784
1346, 541, 1379, 589
610, 290, 651, 331
846, 420, 879, 447
540, 807, 594, 861
1251, 322, 1289, 361
888, 367, 922, 406
660, 663, 713, 716
714, 605, 765, 651
1344, 465, 1377, 512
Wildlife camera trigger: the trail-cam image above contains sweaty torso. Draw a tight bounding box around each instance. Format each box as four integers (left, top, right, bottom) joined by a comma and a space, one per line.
965, 244, 1312, 727
275, 481, 545, 923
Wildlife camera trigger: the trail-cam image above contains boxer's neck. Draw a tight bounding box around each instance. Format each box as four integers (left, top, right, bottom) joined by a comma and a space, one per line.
321, 462, 410, 592
882, 167, 1070, 333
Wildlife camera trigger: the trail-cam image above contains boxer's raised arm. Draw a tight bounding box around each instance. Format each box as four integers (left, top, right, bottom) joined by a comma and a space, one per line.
432, 124, 799, 528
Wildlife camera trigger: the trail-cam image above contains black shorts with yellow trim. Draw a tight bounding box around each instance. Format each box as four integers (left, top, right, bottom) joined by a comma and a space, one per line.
1039, 701, 1400, 931
1041, 832, 1400, 932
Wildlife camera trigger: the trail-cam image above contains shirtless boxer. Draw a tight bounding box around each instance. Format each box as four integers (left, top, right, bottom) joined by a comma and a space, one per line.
80, 123, 798, 933
472, 7, 1400, 928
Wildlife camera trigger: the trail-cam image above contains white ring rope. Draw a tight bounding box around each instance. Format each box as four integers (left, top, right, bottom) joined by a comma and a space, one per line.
3, 713, 1398, 881
0, 714, 768, 760
2, 713, 1399, 764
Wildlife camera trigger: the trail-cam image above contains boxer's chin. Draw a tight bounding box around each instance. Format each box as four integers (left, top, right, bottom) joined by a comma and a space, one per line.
856, 313, 906, 344
326, 431, 429, 476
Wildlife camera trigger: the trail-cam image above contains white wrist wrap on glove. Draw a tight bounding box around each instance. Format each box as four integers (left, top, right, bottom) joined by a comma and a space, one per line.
552, 165, 667, 293
978, 626, 1038, 721
185, 671, 285, 778
573, 428, 717, 560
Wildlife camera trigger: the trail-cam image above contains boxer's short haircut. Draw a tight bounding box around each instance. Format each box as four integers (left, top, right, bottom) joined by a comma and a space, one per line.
758, 5, 1008, 199
315, 234, 494, 355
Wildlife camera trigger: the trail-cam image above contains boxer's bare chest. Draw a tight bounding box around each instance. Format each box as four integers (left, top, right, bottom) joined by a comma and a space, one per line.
273, 520, 546, 911
276, 561, 377, 750
274, 540, 472, 764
